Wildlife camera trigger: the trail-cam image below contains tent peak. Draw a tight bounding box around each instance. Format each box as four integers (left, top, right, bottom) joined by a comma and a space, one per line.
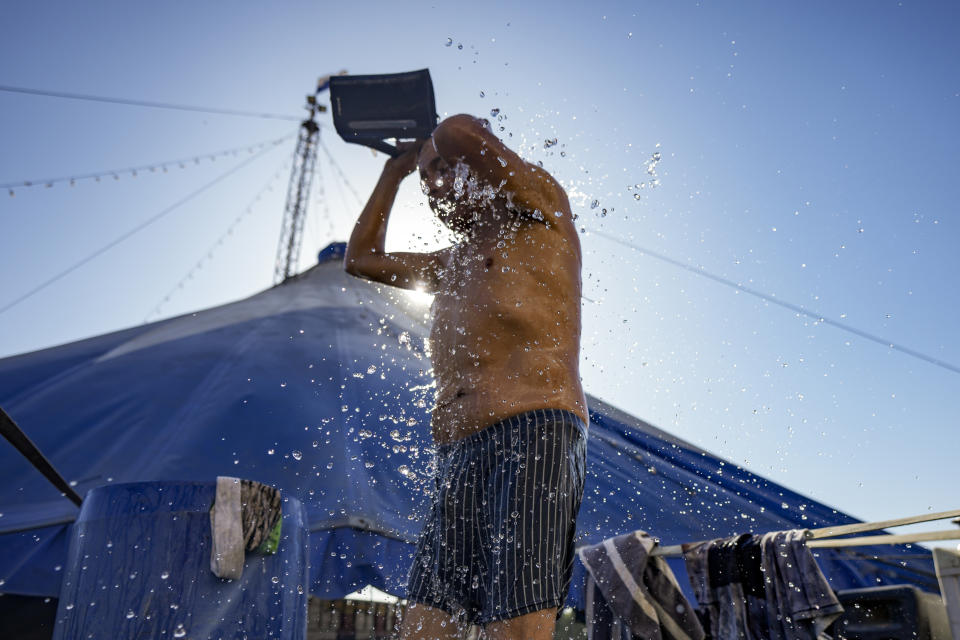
318, 242, 347, 264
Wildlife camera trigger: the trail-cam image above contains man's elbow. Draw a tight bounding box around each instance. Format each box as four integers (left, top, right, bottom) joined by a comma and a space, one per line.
344, 260, 362, 278
343, 246, 367, 279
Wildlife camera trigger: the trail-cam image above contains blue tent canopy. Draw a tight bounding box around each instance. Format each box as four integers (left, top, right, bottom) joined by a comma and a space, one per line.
0, 243, 937, 606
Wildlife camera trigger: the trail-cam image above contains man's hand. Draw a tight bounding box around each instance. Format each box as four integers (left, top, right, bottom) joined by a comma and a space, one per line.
384, 140, 424, 179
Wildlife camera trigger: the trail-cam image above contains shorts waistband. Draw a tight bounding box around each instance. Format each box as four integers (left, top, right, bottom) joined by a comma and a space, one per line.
437, 408, 587, 455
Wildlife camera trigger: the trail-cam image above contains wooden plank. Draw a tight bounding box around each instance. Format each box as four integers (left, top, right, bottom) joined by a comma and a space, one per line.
933, 548, 960, 640
807, 530, 960, 548
807, 508, 960, 539
652, 526, 960, 557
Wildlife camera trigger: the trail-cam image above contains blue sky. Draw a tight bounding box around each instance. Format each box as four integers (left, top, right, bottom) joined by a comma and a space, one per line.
1, 1, 957, 541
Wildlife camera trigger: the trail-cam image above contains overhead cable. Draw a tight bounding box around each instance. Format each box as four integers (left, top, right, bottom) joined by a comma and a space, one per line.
144, 157, 291, 322
0, 137, 290, 317
0, 84, 304, 122
2, 133, 294, 193
590, 229, 960, 376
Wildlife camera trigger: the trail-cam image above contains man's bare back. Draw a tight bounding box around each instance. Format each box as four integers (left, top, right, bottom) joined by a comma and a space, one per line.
345, 113, 587, 443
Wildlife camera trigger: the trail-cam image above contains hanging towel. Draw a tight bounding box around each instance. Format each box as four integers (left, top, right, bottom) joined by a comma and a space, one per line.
759, 530, 844, 640
682, 535, 774, 640
210, 477, 283, 579
681, 537, 753, 639
579, 531, 705, 640
683, 531, 843, 640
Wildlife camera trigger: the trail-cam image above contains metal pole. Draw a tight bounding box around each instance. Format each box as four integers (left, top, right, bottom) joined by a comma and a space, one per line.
0, 406, 83, 506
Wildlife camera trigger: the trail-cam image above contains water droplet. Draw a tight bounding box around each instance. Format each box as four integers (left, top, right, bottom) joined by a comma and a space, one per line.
590, 200, 599, 209
267, 448, 275, 455
173, 624, 187, 638
126, 610, 136, 619
291, 450, 303, 461
445, 37, 453, 47
161, 570, 170, 580
544, 138, 558, 148
479, 91, 485, 98
457, 43, 463, 50
271, 576, 280, 584
490, 108, 500, 117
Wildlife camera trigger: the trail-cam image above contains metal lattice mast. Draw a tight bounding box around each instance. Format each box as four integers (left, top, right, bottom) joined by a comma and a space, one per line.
273, 96, 320, 284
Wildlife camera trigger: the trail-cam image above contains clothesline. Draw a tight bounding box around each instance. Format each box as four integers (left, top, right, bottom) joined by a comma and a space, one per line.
650, 506, 960, 557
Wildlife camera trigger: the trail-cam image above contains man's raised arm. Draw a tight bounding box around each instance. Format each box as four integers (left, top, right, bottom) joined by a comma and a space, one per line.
344, 142, 446, 292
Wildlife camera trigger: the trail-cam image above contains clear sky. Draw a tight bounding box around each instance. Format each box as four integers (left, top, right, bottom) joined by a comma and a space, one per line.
1, 1, 957, 541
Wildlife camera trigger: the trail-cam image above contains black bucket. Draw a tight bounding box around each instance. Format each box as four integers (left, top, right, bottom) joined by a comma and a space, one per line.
329, 69, 438, 156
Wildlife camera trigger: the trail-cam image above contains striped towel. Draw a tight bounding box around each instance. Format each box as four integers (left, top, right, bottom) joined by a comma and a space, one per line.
579, 531, 705, 640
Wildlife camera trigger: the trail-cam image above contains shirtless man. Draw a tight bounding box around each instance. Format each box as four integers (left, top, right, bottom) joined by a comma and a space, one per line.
345, 114, 588, 640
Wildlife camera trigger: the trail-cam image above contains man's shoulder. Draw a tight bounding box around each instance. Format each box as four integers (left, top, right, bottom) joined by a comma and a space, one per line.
521, 162, 567, 203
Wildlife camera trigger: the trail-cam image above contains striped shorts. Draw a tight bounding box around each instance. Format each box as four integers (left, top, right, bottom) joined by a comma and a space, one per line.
406, 408, 587, 624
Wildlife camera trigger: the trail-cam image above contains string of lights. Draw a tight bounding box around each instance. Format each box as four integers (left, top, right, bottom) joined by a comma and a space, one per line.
312, 154, 337, 247
590, 228, 960, 376
0, 84, 303, 122
2, 133, 295, 195
144, 158, 291, 323
327, 151, 355, 222
318, 138, 364, 206
0, 140, 289, 317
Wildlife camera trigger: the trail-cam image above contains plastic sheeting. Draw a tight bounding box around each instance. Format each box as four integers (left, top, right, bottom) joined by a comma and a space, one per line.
52, 482, 307, 639
0, 243, 937, 609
